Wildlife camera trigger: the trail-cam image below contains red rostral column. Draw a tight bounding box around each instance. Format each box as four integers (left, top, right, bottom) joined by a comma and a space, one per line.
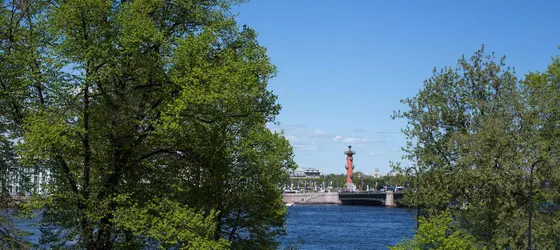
344, 145, 355, 186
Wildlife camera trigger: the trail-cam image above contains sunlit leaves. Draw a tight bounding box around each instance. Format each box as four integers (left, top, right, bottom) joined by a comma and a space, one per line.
11, 0, 294, 249
393, 46, 560, 248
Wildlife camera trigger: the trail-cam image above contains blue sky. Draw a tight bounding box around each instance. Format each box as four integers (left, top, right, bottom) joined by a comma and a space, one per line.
233, 0, 560, 175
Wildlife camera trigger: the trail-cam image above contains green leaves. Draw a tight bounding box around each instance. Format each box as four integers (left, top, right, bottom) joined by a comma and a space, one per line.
19, 111, 74, 164
394, 46, 560, 248
1, 1, 58, 247
113, 197, 230, 249
390, 211, 482, 250
3, 0, 294, 249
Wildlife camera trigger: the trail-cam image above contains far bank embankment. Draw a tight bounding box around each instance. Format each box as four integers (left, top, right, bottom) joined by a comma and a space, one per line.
282, 192, 341, 204
282, 191, 401, 206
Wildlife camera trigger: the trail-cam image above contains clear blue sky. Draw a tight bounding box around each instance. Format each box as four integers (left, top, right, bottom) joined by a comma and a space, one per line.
234, 0, 560, 175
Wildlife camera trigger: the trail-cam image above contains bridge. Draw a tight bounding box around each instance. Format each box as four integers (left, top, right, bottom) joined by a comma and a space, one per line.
283, 145, 407, 207
282, 191, 404, 207
338, 191, 404, 206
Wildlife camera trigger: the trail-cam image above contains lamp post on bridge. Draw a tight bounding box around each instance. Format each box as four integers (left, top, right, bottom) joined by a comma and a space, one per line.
527, 159, 553, 250
405, 166, 420, 230
358, 173, 364, 192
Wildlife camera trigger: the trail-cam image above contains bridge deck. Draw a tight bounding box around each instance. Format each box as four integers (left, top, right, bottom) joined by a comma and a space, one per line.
338, 191, 404, 206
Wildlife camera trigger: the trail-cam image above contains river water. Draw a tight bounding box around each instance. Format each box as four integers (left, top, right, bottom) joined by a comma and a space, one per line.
13, 205, 415, 249
279, 205, 416, 250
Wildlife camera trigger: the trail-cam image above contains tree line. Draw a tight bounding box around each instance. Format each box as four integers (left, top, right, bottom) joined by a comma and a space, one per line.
0, 0, 296, 249
287, 172, 407, 191
392, 46, 560, 249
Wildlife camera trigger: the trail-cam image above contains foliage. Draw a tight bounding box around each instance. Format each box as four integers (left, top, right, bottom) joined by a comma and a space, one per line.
1, 0, 296, 249
390, 210, 481, 250
113, 197, 230, 250
393, 45, 560, 249
292, 169, 406, 192
0, 0, 53, 248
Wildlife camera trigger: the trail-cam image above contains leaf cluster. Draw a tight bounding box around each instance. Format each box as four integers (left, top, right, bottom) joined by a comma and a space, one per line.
1, 0, 296, 249
394, 45, 560, 249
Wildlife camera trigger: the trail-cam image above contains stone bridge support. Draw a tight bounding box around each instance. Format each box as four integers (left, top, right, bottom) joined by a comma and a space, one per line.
384, 191, 397, 207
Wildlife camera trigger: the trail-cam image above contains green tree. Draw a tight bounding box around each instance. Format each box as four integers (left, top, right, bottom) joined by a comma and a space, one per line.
323, 173, 346, 189
1, 0, 53, 248
390, 210, 481, 250
519, 54, 560, 249
11, 0, 295, 249
113, 197, 230, 249
393, 46, 560, 248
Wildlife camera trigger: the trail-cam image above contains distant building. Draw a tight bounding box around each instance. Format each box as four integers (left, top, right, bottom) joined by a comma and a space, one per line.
374, 168, 380, 178
386, 169, 404, 177
288, 168, 321, 179
1, 166, 51, 196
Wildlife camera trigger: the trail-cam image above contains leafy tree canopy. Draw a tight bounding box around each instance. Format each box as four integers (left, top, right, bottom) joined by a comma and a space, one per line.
390, 210, 481, 250
394, 46, 560, 249
2, 0, 296, 249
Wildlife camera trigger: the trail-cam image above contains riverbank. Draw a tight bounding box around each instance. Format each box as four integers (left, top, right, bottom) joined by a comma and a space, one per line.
282, 192, 341, 204
282, 191, 401, 206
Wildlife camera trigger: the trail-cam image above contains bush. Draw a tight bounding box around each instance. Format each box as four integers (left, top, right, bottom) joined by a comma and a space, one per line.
390, 210, 482, 250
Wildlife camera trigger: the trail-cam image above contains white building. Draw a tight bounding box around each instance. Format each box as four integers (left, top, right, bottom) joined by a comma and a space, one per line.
386, 169, 405, 177
288, 168, 322, 179
1, 166, 51, 196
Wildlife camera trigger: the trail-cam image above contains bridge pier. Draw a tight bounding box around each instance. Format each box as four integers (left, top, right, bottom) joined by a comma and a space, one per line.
384, 191, 397, 207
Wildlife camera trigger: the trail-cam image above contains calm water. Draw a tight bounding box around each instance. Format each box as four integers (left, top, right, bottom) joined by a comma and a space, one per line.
13, 205, 415, 249
279, 205, 416, 250
12, 211, 42, 247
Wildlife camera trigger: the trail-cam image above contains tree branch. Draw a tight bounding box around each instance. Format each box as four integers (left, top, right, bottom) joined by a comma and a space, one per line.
55, 155, 78, 194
